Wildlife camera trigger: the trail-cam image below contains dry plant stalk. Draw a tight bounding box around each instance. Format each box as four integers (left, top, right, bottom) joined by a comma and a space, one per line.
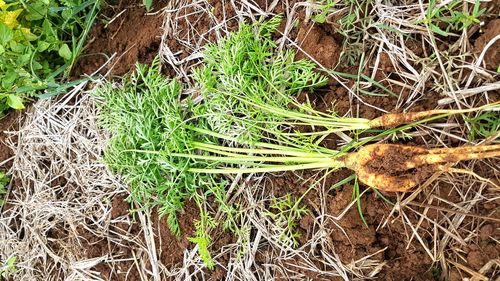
343, 144, 500, 192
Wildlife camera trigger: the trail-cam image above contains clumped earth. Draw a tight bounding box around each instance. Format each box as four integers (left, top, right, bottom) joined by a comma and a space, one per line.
1, 0, 499, 280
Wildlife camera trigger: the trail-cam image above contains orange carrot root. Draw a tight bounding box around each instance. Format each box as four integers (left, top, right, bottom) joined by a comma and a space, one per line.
342, 143, 500, 192
368, 102, 499, 128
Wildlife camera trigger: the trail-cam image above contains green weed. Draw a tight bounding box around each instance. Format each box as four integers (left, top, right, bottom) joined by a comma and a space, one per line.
0, 171, 10, 207
311, 0, 336, 24
266, 194, 309, 247
0, 0, 99, 112
422, 0, 485, 36
143, 0, 152, 11
0, 256, 16, 280
188, 202, 217, 269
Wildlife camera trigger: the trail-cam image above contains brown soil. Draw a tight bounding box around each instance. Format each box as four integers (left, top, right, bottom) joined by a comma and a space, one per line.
75, 197, 200, 280
473, 19, 500, 71
0, 110, 22, 171
72, 0, 169, 76
2, 0, 498, 280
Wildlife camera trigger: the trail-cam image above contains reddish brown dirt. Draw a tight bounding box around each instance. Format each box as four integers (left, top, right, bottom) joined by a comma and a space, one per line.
75, 197, 200, 280
0, 110, 23, 171
473, 18, 500, 71
1, 0, 497, 280
269, 168, 500, 280
72, 0, 169, 76
296, 23, 341, 69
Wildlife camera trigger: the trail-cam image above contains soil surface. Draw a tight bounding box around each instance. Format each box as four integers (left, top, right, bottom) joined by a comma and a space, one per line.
473, 18, 500, 71
72, 0, 169, 76
77, 197, 199, 280
0, 111, 22, 171
1, 0, 499, 280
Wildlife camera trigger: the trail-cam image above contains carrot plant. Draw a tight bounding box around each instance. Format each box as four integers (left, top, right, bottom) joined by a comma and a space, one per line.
193, 16, 328, 144
95, 58, 214, 235
184, 17, 499, 192
0, 171, 9, 207
95, 58, 226, 267
97, 17, 499, 269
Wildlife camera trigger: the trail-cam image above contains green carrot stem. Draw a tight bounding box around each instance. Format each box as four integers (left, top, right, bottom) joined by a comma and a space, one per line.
192, 142, 331, 157
170, 153, 336, 164
189, 161, 344, 174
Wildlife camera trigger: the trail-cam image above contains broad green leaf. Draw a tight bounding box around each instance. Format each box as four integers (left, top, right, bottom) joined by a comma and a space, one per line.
10, 41, 25, 53
2, 70, 17, 89
7, 256, 16, 267
430, 24, 448, 36
21, 28, 37, 41
38, 41, 50, 52
62, 9, 72, 19
58, 44, 72, 60
17, 53, 31, 65
0, 23, 13, 45
42, 19, 56, 38
25, 3, 48, 21
7, 95, 25, 110
32, 61, 43, 70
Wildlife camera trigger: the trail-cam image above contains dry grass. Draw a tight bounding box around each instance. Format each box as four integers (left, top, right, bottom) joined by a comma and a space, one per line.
0, 0, 498, 280
0, 82, 160, 280
159, 0, 499, 280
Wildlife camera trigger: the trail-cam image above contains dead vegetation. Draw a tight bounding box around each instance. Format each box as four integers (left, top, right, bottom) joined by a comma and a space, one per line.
0, 0, 498, 280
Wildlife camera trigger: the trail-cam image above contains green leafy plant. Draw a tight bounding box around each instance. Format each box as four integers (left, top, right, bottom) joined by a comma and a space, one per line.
266, 194, 309, 247
0, 0, 99, 112
96, 17, 500, 269
143, 0, 152, 11
422, 0, 485, 36
188, 204, 217, 269
94, 58, 215, 236
0, 256, 16, 280
466, 111, 500, 141
311, 0, 336, 24
0, 171, 10, 207
193, 15, 328, 144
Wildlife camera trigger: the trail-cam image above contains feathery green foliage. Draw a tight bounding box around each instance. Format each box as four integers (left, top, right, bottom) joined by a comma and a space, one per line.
193, 16, 329, 144
188, 204, 217, 269
266, 194, 309, 247
95, 58, 215, 235
466, 111, 500, 141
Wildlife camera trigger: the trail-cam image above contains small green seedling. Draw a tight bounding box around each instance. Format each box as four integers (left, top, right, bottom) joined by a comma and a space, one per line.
266, 194, 309, 247
0, 171, 10, 207
311, 0, 336, 24
143, 0, 152, 11
0, 256, 16, 280
188, 205, 217, 269
422, 0, 485, 36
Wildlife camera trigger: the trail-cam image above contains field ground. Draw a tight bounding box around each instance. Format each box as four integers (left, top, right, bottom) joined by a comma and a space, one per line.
0, 0, 499, 280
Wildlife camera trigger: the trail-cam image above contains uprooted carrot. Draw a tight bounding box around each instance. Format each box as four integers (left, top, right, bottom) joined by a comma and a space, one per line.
240, 98, 499, 140
367, 102, 499, 128
180, 128, 500, 192
341, 144, 500, 192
